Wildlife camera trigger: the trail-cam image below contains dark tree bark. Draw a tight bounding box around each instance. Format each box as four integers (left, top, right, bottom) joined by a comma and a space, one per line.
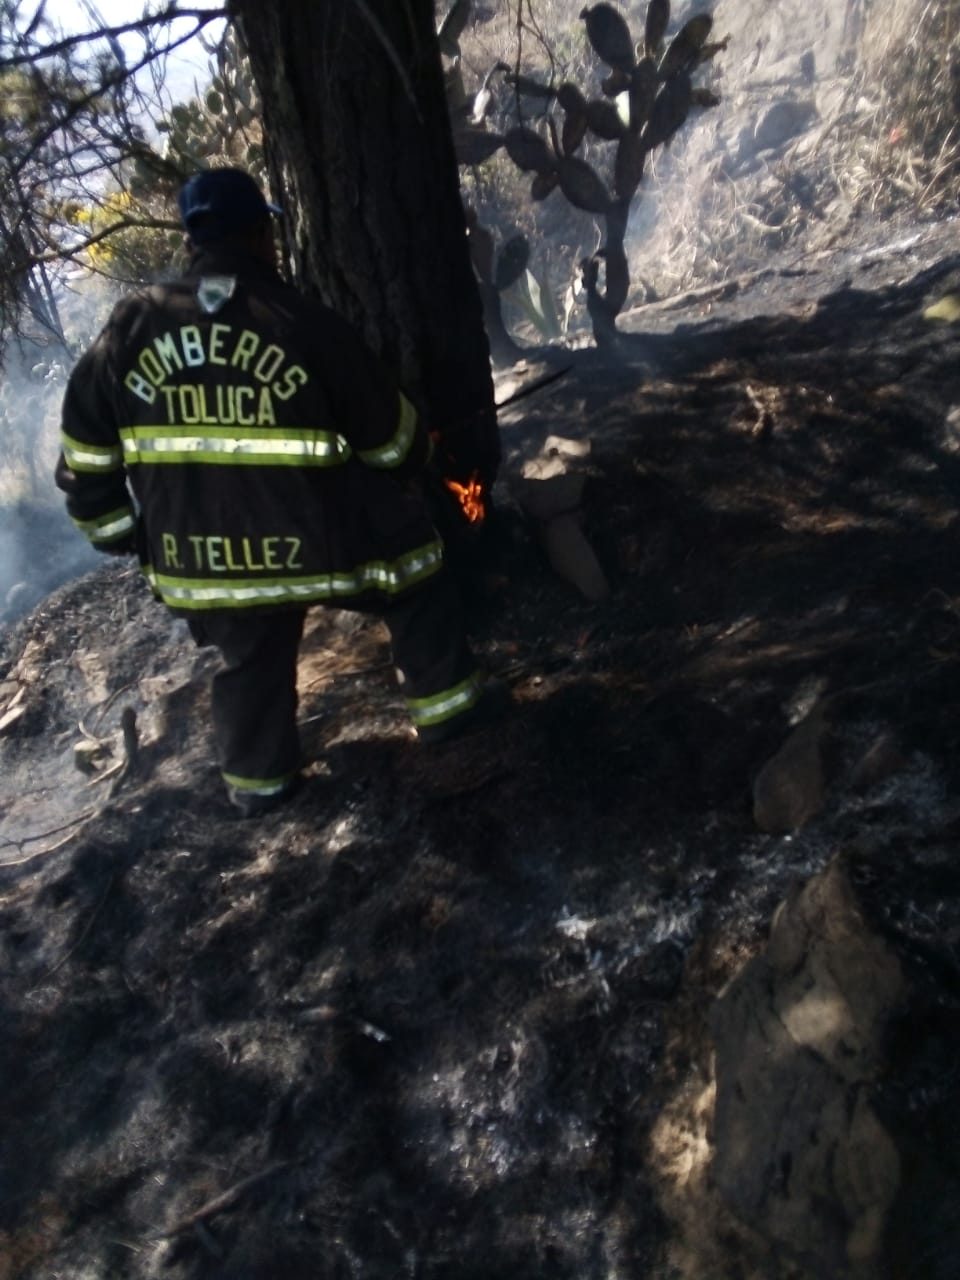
230, 0, 500, 488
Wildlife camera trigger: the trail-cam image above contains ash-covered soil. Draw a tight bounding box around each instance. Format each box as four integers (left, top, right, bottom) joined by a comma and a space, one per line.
2, 217, 960, 1279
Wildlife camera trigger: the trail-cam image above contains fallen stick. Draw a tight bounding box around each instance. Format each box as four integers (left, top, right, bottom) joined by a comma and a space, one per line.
1, 810, 99, 865
159, 1160, 292, 1239
156, 1141, 347, 1247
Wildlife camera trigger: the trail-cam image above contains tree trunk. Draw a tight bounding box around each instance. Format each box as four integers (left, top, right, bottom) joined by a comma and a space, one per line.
230, 0, 500, 489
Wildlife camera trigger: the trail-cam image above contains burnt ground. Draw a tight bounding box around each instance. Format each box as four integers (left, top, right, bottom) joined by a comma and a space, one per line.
3, 215, 960, 1279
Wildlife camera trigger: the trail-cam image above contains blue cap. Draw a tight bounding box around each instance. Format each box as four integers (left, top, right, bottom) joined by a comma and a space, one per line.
178, 168, 282, 244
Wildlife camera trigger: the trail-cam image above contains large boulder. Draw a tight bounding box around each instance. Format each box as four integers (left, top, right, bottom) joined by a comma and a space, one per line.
651, 835, 960, 1280
711, 857, 904, 1276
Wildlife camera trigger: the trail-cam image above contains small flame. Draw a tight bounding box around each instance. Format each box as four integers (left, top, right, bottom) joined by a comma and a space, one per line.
444, 471, 486, 524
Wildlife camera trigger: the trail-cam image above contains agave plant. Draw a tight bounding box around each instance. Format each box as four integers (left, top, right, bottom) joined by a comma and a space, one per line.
445, 0, 728, 353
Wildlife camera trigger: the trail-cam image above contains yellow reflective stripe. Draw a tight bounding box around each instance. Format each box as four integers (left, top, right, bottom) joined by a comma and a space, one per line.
61, 431, 123, 473
141, 539, 444, 609
356, 392, 418, 469
119, 425, 351, 467
405, 672, 483, 727
70, 505, 136, 543
222, 771, 296, 795
126, 450, 346, 467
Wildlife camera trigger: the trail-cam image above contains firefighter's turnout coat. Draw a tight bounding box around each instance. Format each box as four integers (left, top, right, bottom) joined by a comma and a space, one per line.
56, 249, 482, 772
57, 249, 443, 612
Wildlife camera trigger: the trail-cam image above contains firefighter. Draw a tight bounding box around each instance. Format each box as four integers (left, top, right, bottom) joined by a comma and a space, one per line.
55, 168, 502, 817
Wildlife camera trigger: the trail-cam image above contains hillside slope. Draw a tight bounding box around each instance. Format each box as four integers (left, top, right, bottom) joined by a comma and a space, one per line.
2, 214, 960, 1278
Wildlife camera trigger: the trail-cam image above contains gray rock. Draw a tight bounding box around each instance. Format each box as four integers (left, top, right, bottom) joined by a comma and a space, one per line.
849, 730, 908, 791
711, 858, 905, 1277
754, 99, 819, 153
753, 706, 828, 833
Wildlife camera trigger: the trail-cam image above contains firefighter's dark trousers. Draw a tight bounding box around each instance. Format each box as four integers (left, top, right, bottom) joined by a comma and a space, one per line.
186, 568, 480, 798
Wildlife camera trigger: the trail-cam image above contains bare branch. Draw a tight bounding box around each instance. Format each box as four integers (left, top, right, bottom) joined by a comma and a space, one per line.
28, 216, 181, 266
9, 15, 226, 177
0, 5, 226, 69
0, 1, 241, 356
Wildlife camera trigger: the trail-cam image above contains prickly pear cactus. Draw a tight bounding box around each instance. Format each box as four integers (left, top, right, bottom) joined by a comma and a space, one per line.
463, 203, 529, 366
145, 28, 266, 192
445, 1, 727, 352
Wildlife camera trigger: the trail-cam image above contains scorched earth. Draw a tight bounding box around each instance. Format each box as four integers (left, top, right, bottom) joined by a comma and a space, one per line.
2, 216, 960, 1279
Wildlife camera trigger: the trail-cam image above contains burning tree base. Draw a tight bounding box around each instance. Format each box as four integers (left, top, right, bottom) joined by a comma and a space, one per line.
423, 466, 500, 596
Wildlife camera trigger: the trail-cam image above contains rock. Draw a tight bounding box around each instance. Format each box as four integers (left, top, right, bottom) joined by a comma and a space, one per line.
752, 706, 828, 833
538, 512, 611, 601
925, 293, 960, 323
0, 686, 27, 735
520, 435, 592, 483
710, 857, 906, 1278
543, 434, 591, 461
73, 739, 113, 775
849, 730, 907, 791
513, 473, 586, 521
513, 439, 609, 599
753, 99, 818, 153
944, 405, 960, 451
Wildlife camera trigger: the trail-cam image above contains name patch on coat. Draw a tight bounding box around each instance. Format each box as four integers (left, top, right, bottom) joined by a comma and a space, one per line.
161, 532, 304, 572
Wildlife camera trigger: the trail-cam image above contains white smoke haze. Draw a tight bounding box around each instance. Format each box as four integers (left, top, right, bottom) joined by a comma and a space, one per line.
0, 275, 117, 623
626, 0, 858, 296
0, 520, 25, 607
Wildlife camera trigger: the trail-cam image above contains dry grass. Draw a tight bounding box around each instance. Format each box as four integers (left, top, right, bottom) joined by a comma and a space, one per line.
842, 0, 960, 214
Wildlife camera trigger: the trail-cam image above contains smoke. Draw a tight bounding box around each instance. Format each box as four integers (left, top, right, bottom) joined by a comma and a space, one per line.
0, 277, 115, 625
627, 0, 857, 297
0, 515, 26, 609
0, 494, 101, 624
